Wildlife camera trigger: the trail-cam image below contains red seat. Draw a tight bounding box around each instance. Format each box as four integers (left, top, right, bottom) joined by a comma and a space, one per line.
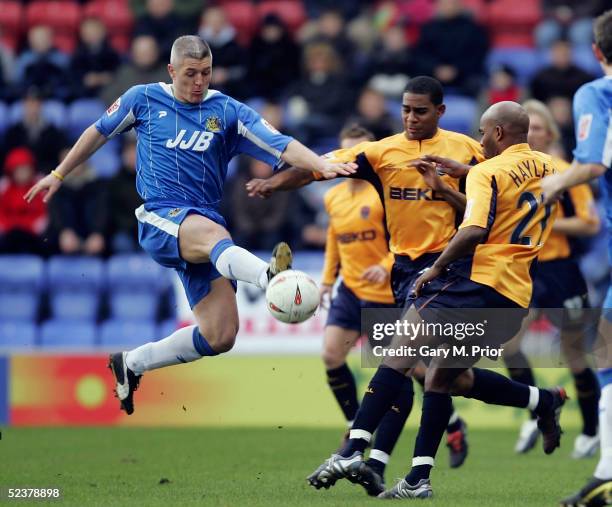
84, 0, 134, 40
221, 1, 258, 46
26, 1, 82, 34
0, 1, 23, 51
486, 0, 541, 47
256, 1, 307, 35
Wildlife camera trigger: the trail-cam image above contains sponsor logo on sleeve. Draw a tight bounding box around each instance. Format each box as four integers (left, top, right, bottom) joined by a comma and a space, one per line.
261, 118, 280, 134
106, 97, 121, 116
578, 114, 592, 141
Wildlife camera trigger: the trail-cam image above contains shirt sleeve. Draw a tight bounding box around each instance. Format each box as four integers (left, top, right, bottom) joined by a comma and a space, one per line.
231, 100, 293, 167
572, 83, 611, 167
321, 223, 340, 285
379, 251, 395, 273
459, 165, 496, 230
95, 85, 142, 138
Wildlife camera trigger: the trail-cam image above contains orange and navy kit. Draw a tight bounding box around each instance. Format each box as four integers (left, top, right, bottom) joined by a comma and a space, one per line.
458, 143, 558, 308
412, 144, 559, 345
323, 129, 484, 305
322, 181, 395, 304
531, 157, 599, 316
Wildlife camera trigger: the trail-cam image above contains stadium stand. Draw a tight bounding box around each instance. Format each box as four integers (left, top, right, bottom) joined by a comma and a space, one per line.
40, 319, 97, 348
47, 256, 104, 321
99, 318, 157, 348
0, 255, 45, 322
0, 321, 37, 348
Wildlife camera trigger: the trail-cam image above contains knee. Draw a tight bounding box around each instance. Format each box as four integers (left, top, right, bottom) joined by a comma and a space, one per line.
322, 346, 346, 370
424, 369, 451, 393
203, 323, 239, 354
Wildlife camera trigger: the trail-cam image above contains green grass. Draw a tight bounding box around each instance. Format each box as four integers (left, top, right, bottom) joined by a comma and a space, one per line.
0, 426, 592, 506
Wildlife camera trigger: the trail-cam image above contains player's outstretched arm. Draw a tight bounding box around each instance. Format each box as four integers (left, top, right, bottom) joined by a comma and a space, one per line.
281, 140, 356, 179
541, 161, 607, 204
24, 125, 108, 203
246, 168, 315, 198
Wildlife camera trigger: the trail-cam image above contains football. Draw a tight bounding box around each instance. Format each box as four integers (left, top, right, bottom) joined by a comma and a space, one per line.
265, 269, 319, 324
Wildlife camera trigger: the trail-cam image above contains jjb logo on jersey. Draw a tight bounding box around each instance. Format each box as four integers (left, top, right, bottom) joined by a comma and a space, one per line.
166, 130, 214, 152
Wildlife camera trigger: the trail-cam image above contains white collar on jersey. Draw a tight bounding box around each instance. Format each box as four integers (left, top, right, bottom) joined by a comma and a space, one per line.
159, 82, 220, 102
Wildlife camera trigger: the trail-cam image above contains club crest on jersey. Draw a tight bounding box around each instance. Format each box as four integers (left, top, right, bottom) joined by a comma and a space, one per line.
106, 97, 121, 116
205, 116, 222, 132
168, 208, 182, 218
166, 129, 214, 152
360, 206, 370, 219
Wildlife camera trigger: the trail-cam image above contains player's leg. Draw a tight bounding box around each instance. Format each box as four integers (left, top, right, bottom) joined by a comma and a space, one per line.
307, 304, 422, 490
322, 325, 361, 428
411, 365, 469, 468
111, 276, 239, 414
179, 213, 291, 289
380, 364, 465, 499
560, 325, 601, 458
503, 310, 540, 453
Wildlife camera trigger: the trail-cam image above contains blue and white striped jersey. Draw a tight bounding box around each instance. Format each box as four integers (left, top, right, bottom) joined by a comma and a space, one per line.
572, 75, 612, 228
95, 82, 293, 209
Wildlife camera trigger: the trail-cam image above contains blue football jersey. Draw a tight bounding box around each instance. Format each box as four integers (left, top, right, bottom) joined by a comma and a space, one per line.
572, 76, 612, 228
95, 82, 293, 208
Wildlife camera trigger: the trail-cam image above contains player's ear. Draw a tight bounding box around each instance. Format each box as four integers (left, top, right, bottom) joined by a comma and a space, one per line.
167, 63, 175, 80
592, 43, 606, 64
437, 104, 446, 118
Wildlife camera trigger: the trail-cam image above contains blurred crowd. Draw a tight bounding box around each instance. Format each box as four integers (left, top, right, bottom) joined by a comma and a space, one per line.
0, 0, 608, 257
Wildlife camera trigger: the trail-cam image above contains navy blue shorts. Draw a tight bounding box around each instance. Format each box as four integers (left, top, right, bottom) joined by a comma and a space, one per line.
326, 282, 396, 332
136, 203, 236, 308
391, 252, 441, 308
413, 270, 527, 347
531, 258, 589, 328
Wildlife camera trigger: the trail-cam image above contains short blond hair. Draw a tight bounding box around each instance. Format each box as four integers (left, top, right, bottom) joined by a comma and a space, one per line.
522, 99, 561, 144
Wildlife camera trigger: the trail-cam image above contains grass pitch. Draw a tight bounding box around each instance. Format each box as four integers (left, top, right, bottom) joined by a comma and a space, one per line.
0, 426, 591, 506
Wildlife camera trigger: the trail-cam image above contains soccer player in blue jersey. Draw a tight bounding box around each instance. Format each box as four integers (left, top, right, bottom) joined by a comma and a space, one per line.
25, 35, 355, 416
541, 10, 612, 507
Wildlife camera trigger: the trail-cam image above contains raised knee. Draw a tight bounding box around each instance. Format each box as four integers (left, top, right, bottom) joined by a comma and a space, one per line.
202, 324, 238, 354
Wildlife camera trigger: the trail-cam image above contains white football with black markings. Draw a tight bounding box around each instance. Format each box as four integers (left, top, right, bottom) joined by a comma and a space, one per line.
265, 270, 319, 324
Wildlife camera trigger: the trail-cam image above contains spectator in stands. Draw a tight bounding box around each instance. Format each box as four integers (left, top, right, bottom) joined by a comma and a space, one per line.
547, 96, 575, 159
247, 14, 301, 100
101, 36, 168, 106
485, 65, 522, 106
14, 25, 70, 101
134, 0, 187, 60
71, 17, 121, 99
535, 0, 606, 48
2, 87, 68, 174
47, 151, 107, 256
302, 9, 356, 69
105, 138, 143, 253
365, 23, 417, 98
198, 5, 248, 100
285, 42, 353, 145
414, 0, 488, 96
225, 158, 293, 250
347, 87, 399, 140
529, 39, 594, 103
0, 147, 48, 255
